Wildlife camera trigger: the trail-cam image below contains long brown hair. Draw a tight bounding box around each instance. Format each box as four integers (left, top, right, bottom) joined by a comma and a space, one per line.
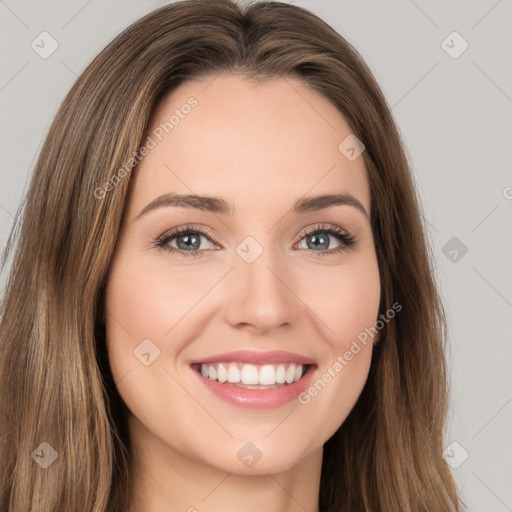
0, 1, 463, 510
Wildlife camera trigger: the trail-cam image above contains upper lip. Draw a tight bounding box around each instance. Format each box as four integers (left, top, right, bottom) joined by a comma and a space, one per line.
191, 350, 316, 366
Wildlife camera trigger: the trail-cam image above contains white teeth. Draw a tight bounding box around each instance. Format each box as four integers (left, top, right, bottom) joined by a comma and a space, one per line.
275, 364, 286, 384
198, 362, 305, 386
217, 364, 228, 383
227, 365, 240, 383
208, 366, 217, 380
240, 364, 259, 385
259, 365, 276, 385
285, 364, 296, 383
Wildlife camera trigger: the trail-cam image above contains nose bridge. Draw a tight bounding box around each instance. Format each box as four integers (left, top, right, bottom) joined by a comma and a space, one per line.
224, 238, 297, 332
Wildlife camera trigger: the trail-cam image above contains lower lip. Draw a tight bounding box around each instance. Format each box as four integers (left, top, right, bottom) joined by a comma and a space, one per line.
192, 365, 316, 409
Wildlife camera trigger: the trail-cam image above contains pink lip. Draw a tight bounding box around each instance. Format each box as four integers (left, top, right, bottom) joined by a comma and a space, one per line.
191, 350, 316, 365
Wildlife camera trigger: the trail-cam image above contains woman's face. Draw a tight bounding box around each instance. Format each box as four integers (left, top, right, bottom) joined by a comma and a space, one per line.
105, 74, 381, 475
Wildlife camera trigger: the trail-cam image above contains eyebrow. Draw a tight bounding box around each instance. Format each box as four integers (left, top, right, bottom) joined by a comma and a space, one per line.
135, 192, 369, 220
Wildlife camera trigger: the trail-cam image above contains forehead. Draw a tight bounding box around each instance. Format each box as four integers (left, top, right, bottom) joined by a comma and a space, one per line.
127, 74, 370, 220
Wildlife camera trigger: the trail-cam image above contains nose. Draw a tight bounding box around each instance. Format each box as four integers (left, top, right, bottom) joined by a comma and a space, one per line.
223, 248, 299, 334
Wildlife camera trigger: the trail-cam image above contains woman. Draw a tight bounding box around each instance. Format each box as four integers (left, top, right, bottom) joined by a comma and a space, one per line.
0, 0, 463, 510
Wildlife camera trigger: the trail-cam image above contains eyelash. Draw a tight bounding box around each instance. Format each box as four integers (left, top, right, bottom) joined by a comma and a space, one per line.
153, 223, 357, 259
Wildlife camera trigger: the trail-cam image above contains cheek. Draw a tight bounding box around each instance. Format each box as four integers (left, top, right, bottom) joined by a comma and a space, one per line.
104, 252, 167, 394
103, 249, 226, 390
331, 267, 381, 343
104, 251, 207, 344
300, 343, 373, 444
103, 252, 199, 431
293, 254, 380, 431
296, 251, 381, 345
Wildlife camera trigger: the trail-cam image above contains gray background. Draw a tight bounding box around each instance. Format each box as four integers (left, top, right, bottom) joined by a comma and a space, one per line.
1, 0, 511, 510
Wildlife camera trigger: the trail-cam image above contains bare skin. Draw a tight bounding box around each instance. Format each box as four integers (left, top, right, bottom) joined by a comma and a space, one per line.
105, 74, 381, 512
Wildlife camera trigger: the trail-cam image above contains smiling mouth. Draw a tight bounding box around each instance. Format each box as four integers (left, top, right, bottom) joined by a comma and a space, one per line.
191, 362, 312, 389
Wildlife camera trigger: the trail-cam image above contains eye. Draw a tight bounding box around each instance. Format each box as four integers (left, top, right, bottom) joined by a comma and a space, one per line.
154, 223, 357, 258
154, 225, 217, 258
294, 223, 357, 257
